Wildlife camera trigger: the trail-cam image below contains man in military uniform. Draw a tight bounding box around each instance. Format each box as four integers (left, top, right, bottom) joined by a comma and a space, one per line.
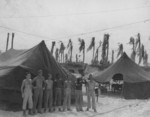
32, 69, 45, 114
54, 74, 63, 111
44, 73, 53, 112
63, 76, 72, 111
75, 76, 84, 111
86, 74, 97, 112
21, 72, 33, 116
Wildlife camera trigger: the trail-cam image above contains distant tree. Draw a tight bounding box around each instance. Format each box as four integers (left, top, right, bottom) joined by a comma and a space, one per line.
87, 37, 95, 62
65, 53, 68, 63
67, 39, 73, 62
129, 37, 136, 62
55, 48, 59, 62
51, 41, 55, 55
143, 50, 148, 66
135, 33, 141, 51
78, 38, 85, 63
101, 34, 110, 64
106, 34, 110, 61
129, 37, 135, 50
135, 33, 142, 64
117, 43, 123, 58
94, 40, 102, 63
59, 42, 65, 63
138, 44, 145, 64
111, 50, 114, 64
76, 54, 78, 63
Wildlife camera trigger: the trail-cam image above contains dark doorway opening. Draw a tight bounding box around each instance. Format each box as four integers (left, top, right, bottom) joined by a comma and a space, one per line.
111, 73, 124, 95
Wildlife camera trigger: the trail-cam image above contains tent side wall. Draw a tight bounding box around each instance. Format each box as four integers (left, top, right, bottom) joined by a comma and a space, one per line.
0, 89, 21, 110
0, 66, 35, 110
123, 82, 150, 99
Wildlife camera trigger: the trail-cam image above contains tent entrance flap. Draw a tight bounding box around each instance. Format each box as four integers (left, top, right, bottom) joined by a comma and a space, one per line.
112, 73, 123, 81
111, 73, 124, 95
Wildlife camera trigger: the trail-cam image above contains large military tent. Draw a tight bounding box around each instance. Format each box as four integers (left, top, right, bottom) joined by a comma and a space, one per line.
0, 40, 71, 109
0, 49, 26, 63
94, 52, 150, 99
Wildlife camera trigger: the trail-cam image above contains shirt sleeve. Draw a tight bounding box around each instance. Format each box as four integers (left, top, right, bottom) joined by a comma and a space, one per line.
44, 80, 47, 88
32, 77, 37, 83
21, 80, 25, 93
42, 77, 45, 88
63, 81, 66, 88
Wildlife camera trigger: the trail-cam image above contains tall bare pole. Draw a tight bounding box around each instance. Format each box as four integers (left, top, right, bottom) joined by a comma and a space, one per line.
11, 33, 15, 49
6, 33, 9, 52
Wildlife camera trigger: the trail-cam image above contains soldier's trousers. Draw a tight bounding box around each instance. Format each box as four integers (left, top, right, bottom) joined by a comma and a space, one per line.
75, 90, 83, 110
44, 89, 53, 110
33, 88, 43, 112
87, 90, 96, 109
54, 88, 62, 107
22, 90, 33, 110
63, 88, 71, 110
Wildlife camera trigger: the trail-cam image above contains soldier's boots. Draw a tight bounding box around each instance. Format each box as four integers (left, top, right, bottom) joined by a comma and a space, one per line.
63, 108, 66, 112
29, 109, 34, 115
94, 108, 97, 112
76, 108, 79, 112
49, 108, 53, 112
59, 108, 62, 111
33, 109, 37, 114
86, 108, 89, 111
53, 108, 56, 111
23, 110, 27, 117
38, 109, 43, 114
80, 108, 84, 112
67, 108, 72, 111
44, 108, 49, 113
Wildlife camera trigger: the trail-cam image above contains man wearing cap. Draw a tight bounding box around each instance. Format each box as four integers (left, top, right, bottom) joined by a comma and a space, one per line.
86, 74, 97, 112
63, 76, 72, 111
44, 73, 53, 112
75, 76, 85, 111
21, 72, 33, 116
32, 69, 45, 114
54, 74, 63, 111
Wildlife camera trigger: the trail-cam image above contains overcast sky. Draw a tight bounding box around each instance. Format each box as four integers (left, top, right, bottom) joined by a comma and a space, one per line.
0, 0, 150, 63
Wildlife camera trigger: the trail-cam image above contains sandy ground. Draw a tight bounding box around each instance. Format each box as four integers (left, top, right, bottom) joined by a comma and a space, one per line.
0, 95, 150, 117
1, 87, 150, 117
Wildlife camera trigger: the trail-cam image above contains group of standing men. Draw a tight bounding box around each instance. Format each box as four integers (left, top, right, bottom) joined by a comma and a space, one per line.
21, 69, 97, 116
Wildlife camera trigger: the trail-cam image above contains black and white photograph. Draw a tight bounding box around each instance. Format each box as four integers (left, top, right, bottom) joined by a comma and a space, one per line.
0, 0, 150, 117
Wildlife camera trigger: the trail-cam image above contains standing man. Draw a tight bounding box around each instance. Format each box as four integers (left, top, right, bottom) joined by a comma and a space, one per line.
53, 76, 57, 111
44, 73, 53, 112
21, 72, 33, 116
54, 74, 63, 111
63, 76, 72, 111
32, 69, 45, 114
86, 74, 97, 112
95, 82, 100, 102
75, 76, 84, 112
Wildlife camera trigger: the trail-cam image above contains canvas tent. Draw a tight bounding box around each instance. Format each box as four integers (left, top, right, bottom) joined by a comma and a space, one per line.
0, 49, 26, 63
84, 65, 100, 75
0, 40, 72, 109
94, 52, 150, 99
